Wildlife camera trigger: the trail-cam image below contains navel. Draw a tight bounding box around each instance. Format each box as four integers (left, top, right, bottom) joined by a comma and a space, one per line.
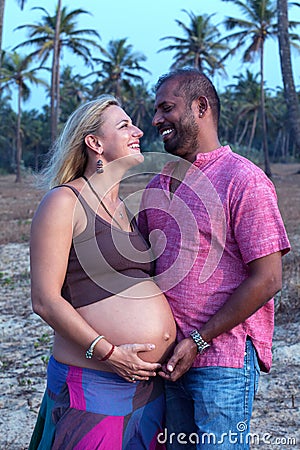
163, 332, 171, 341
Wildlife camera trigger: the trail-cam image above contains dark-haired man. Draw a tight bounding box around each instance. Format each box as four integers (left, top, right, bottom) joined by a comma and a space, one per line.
139, 68, 290, 449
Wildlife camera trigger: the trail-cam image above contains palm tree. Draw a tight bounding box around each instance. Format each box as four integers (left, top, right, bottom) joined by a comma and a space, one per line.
22, 109, 50, 171
266, 88, 290, 161
0, 94, 17, 172
0, 0, 5, 66
221, 0, 279, 177
51, 0, 62, 143
159, 10, 229, 77
219, 87, 237, 143
14, 3, 101, 142
277, 0, 300, 155
0, 51, 47, 181
59, 65, 87, 123
0, 0, 28, 68
125, 83, 152, 128
230, 71, 261, 150
91, 38, 150, 102
123, 83, 157, 144
15, 0, 26, 8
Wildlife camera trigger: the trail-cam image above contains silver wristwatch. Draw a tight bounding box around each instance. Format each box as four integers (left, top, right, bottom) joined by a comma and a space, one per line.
189, 329, 210, 354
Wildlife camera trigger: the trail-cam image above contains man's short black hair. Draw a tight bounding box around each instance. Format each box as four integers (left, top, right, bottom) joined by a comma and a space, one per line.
155, 68, 220, 126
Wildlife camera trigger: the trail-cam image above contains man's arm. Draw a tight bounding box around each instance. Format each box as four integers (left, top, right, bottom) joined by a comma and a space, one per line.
159, 251, 282, 381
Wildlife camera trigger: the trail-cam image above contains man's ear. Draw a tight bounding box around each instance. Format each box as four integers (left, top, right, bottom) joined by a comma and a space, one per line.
198, 96, 208, 117
85, 134, 103, 154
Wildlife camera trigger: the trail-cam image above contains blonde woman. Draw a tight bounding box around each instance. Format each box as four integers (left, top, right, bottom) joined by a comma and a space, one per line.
29, 95, 176, 449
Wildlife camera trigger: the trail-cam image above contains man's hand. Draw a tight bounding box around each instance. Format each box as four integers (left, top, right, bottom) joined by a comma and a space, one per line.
158, 337, 197, 381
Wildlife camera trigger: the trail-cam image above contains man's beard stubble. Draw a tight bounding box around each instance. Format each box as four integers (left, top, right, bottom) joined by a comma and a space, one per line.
164, 111, 199, 160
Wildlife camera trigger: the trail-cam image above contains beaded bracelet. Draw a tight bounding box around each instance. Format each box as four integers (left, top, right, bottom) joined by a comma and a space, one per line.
99, 344, 115, 362
85, 335, 105, 359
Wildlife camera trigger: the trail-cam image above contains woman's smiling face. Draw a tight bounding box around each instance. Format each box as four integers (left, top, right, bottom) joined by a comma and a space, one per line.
98, 105, 144, 166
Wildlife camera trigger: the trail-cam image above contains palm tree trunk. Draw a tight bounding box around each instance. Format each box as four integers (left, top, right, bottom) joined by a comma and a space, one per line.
247, 110, 258, 151
260, 42, 272, 177
35, 145, 39, 171
277, 0, 300, 155
19, 0, 26, 10
51, 0, 62, 143
115, 77, 121, 101
0, 0, 5, 68
56, 57, 61, 130
234, 118, 241, 145
237, 118, 249, 146
194, 53, 201, 72
273, 130, 282, 161
15, 83, 22, 183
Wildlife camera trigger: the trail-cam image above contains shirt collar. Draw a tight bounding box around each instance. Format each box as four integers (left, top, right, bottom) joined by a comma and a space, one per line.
194, 145, 231, 166
160, 145, 231, 181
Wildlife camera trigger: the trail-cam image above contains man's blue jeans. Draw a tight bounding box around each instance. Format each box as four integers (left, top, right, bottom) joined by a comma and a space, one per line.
161, 338, 260, 449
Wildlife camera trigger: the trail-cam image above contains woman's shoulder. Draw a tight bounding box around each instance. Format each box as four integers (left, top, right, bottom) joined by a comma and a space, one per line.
33, 183, 81, 224
45, 183, 79, 205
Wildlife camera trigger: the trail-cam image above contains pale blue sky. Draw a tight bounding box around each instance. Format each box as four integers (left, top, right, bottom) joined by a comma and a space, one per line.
3, 0, 300, 110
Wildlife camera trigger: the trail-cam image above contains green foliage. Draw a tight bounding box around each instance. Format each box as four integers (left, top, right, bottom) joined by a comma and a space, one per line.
230, 143, 263, 165
159, 10, 229, 76
0, 98, 17, 173
34, 332, 51, 348
0, 67, 299, 176
86, 38, 150, 103
59, 66, 86, 123
0, 0, 299, 176
41, 355, 50, 365
1, 276, 13, 285
21, 108, 51, 171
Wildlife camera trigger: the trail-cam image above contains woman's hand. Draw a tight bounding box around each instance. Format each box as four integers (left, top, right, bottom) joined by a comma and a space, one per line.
99, 343, 161, 382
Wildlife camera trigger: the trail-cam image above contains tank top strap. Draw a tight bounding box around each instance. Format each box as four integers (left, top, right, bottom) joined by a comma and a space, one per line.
52, 184, 96, 238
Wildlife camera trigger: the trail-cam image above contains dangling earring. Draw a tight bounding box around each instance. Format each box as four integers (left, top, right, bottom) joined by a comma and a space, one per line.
96, 159, 104, 174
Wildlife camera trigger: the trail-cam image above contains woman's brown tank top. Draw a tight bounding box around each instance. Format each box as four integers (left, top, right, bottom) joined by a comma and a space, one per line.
57, 185, 154, 308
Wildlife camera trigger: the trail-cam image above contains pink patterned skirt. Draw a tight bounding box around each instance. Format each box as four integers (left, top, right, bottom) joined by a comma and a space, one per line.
29, 356, 166, 449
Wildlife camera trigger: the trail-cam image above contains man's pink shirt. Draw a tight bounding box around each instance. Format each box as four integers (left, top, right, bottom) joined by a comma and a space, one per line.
139, 146, 290, 372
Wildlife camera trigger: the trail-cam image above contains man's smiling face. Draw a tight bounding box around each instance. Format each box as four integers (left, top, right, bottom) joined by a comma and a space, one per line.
152, 78, 200, 162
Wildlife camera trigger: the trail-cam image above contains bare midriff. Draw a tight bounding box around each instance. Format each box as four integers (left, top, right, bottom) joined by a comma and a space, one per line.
53, 280, 176, 370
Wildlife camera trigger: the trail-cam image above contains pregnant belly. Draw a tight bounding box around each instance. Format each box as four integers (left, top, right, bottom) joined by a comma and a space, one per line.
82, 280, 177, 363
54, 281, 176, 366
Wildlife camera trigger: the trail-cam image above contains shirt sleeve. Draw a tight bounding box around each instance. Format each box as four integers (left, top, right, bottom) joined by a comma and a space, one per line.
231, 171, 290, 264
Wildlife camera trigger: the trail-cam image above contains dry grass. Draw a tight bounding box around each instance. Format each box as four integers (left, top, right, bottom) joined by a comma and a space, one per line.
0, 166, 299, 449
269, 165, 300, 322
0, 175, 42, 245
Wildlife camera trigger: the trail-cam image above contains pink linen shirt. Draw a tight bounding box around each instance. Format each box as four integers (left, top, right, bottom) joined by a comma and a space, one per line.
138, 146, 290, 372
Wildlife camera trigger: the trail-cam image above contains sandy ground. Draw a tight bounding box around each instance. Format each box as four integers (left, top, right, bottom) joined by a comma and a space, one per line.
0, 165, 299, 449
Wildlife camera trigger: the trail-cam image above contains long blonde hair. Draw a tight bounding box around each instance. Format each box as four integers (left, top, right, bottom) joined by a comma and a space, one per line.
39, 95, 120, 189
